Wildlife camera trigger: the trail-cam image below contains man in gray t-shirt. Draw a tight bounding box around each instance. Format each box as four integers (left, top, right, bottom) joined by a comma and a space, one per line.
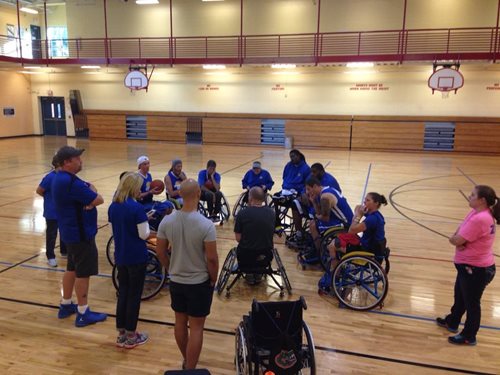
156, 179, 218, 370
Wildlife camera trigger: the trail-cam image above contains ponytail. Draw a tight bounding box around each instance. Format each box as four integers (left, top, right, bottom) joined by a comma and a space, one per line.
476, 185, 500, 224
367, 192, 388, 208
492, 198, 500, 225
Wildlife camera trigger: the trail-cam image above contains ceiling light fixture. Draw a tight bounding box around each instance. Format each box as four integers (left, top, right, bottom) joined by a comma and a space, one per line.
271, 64, 296, 69
202, 64, 226, 70
81, 65, 101, 69
24, 66, 43, 69
346, 62, 374, 68
20, 7, 39, 14
135, 0, 159, 4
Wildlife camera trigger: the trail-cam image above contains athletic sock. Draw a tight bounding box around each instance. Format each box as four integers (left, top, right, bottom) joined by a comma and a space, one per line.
61, 298, 72, 305
77, 304, 89, 314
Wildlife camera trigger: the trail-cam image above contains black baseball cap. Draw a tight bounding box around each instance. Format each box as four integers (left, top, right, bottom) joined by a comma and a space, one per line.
54, 146, 85, 165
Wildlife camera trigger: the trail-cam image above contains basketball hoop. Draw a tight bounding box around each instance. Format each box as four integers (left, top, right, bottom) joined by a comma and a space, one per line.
124, 65, 155, 92
428, 62, 464, 97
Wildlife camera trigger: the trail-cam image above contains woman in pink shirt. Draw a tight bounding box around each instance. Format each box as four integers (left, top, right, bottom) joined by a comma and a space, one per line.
437, 185, 499, 345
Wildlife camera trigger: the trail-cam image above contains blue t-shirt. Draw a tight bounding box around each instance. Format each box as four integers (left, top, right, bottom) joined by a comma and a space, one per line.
167, 170, 183, 192
320, 172, 341, 193
241, 169, 274, 190
39, 170, 57, 219
108, 197, 149, 265
198, 169, 221, 191
282, 161, 310, 193
138, 172, 153, 204
361, 210, 386, 251
316, 187, 353, 226
52, 171, 98, 244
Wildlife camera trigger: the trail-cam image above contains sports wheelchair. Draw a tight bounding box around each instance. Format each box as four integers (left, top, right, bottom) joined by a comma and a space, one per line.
108, 237, 169, 301
320, 238, 391, 311
232, 189, 274, 218
216, 247, 292, 298
271, 190, 300, 237
235, 297, 316, 375
198, 191, 231, 223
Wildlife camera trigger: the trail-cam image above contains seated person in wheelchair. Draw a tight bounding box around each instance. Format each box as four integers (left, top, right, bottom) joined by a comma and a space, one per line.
305, 177, 354, 260
164, 158, 187, 208
198, 159, 223, 219
273, 149, 311, 231
328, 192, 387, 268
136, 155, 174, 229
288, 162, 344, 248
235, 187, 276, 284
240, 161, 274, 204
311, 162, 342, 193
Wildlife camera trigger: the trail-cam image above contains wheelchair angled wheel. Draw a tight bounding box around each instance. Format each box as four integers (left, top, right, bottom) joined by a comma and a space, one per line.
235, 321, 252, 375
197, 202, 208, 217
220, 192, 231, 222
300, 321, 316, 375
215, 248, 237, 296
331, 253, 388, 311
106, 235, 115, 266
272, 248, 292, 295
319, 227, 344, 271
232, 191, 248, 218
112, 249, 168, 301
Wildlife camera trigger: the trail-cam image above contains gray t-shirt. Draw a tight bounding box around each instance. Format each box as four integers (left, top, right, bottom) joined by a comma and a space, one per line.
157, 210, 216, 284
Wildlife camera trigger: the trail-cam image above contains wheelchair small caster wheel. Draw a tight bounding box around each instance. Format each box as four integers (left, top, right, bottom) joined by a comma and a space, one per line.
280, 291, 284, 298
225, 291, 230, 298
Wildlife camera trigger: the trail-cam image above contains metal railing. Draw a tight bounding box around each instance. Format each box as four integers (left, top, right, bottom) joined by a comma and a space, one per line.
1, 26, 499, 65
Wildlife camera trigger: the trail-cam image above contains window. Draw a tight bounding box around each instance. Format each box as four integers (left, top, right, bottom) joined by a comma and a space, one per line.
47, 27, 68, 58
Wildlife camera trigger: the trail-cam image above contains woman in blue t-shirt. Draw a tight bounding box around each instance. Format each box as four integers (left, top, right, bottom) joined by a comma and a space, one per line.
329, 192, 387, 261
108, 172, 152, 349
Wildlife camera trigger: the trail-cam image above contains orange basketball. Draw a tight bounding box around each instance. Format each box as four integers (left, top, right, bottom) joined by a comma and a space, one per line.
150, 179, 165, 194
204, 179, 214, 190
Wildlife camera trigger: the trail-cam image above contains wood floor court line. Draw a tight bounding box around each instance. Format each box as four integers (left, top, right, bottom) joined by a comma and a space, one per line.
1, 137, 499, 374
0, 296, 495, 375
3, 262, 500, 333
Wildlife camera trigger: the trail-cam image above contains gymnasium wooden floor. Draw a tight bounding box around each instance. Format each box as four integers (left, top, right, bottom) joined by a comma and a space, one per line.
0, 136, 499, 375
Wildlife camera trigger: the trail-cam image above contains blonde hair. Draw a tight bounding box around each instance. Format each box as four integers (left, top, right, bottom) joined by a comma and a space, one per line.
113, 172, 143, 203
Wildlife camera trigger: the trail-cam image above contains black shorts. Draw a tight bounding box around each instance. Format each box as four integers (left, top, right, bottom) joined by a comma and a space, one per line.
66, 238, 99, 278
170, 280, 214, 317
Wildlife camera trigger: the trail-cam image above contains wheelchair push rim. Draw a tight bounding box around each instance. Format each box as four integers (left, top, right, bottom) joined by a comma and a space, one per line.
106, 236, 115, 266
215, 249, 237, 295
331, 255, 388, 311
112, 249, 168, 301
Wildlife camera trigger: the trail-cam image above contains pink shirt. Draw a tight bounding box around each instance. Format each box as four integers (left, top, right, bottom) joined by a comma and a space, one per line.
454, 209, 496, 267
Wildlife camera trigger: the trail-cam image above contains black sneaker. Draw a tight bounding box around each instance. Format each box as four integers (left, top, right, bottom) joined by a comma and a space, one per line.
436, 317, 459, 333
448, 334, 477, 346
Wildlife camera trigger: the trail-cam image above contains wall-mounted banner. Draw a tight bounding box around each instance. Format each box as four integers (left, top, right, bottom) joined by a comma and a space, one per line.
198, 84, 219, 91
486, 83, 500, 91
350, 83, 389, 91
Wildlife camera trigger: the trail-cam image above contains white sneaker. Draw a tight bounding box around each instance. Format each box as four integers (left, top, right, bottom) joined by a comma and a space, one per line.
48, 258, 57, 267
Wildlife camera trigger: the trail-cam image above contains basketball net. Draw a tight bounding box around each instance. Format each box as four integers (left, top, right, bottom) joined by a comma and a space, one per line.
441, 90, 450, 99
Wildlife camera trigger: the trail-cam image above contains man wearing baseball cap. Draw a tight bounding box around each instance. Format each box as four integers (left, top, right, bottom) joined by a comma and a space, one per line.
242, 161, 274, 192
52, 146, 107, 327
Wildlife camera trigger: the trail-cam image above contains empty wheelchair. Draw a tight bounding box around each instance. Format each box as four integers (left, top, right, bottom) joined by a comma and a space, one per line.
232, 189, 273, 218
328, 245, 390, 311
271, 191, 299, 237
216, 247, 292, 298
111, 238, 169, 301
235, 297, 316, 375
